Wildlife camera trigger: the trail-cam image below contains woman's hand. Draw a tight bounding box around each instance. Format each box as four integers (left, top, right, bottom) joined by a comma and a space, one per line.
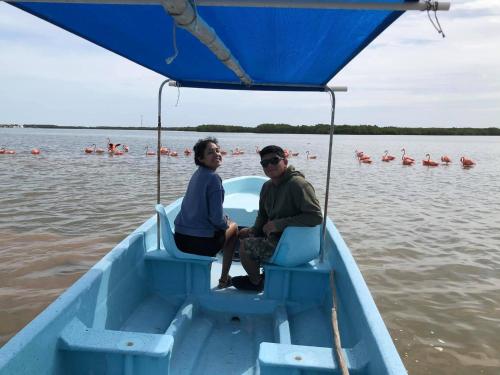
238, 227, 253, 239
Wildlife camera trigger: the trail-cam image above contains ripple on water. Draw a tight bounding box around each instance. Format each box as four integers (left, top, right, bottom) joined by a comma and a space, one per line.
1, 130, 500, 374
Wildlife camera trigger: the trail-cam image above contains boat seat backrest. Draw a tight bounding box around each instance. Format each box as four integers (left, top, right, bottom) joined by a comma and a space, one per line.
155, 204, 214, 261
268, 225, 321, 267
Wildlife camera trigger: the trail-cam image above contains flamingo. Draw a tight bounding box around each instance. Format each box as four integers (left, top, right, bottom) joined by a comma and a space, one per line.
184, 148, 192, 155
255, 146, 260, 153
114, 149, 124, 156
0, 147, 5, 154
359, 154, 371, 161
306, 151, 317, 160
145, 146, 156, 156
422, 154, 439, 167
160, 147, 170, 155
401, 148, 415, 162
84, 144, 95, 154
382, 150, 395, 162
85, 144, 95, 153
355, 150, 364, 158
170, 151, 178, 157
460, 156, 475, 167
4, 149, 16, 155
95, 145, 105, 154
31, 148, 41, 155
107, 138, 121, 153
122, 145, 129, 152
441, 155, 452, 164
361, 158, 372, 164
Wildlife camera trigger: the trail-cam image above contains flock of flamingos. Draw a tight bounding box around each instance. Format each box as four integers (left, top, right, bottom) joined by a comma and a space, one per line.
1, 139, 475, 167
0, 140, 319, 159
356, 149, 476, 168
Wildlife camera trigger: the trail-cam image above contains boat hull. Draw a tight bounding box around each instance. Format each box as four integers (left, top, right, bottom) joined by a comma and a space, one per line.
0, 176, 406, 374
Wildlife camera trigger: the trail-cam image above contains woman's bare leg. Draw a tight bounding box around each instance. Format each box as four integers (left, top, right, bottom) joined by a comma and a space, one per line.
219, 222, 238, 284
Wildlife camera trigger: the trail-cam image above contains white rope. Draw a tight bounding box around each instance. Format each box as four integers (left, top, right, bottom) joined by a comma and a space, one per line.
426, 0, 446, 38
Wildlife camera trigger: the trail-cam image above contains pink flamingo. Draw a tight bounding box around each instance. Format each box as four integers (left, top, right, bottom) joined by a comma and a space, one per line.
382, 150, 395, 162
145, 146, 156, 156
355, 150, 364, 158
460, 156, 475, 167
306, 151, 317, 160
422, 154, 439, 167
84, 144, 95, 154
401, 148, 415, 162
184, 148, 192, 155
107, 138, 121, 153
122, 145, 129, 152
95, 145, 105, 154
4, 149, 16, 155
31, 148, 41, 155
441, 155, 451, 164
255, 146, 260, 153
170, 151, 178, 157
160, 147, 170, 155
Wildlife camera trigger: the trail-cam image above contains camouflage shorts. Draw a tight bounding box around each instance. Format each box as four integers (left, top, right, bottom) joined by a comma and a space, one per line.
242, 237, 277, 262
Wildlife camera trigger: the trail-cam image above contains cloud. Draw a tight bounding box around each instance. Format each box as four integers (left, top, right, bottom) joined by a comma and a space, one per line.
0, 1, 499, 128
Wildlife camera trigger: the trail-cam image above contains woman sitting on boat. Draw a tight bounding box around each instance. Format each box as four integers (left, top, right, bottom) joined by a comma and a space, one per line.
174, 137, 238, 288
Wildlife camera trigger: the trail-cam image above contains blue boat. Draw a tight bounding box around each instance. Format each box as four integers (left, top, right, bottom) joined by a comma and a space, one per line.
0, 175, 405, 374
0, 0, 450, 373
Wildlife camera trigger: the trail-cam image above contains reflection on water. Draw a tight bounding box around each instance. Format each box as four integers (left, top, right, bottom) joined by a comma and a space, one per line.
1, 128, 500, 374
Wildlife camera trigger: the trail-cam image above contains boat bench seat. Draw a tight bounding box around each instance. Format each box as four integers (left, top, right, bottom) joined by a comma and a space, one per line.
261, 225, 328, 301
59, 318, 173, 372
263, 259, 330, 302
258, 342, 337, 374
145, 250, 212, 295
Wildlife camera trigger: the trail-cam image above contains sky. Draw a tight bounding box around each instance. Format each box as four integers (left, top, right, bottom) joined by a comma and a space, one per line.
0, 0, 499, 128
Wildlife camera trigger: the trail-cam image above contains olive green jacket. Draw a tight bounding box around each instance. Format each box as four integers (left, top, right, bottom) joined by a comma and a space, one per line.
252, 166, 323, 243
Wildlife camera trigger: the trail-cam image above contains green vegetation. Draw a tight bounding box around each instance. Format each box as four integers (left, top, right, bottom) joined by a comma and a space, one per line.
2, 123, 499, 135
170, 124, 500, 136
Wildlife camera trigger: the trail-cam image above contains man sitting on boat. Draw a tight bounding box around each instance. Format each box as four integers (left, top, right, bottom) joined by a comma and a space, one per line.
174, 137, 239, 289
232, 145, 323, 291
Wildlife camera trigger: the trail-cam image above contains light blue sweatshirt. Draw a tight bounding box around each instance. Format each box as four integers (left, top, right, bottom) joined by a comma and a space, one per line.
174, 166, 228, 237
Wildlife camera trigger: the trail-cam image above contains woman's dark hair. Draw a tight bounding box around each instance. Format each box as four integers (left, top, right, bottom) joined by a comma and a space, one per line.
259, 145, 285, 159
193, 137, 219, 166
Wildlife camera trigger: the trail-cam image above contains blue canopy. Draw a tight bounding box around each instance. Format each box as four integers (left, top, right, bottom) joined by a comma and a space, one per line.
11, 1, 407, 91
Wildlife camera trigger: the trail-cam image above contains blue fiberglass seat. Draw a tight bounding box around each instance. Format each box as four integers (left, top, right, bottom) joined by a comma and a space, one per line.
155, 204, 216, 262
267, 225, 321, 267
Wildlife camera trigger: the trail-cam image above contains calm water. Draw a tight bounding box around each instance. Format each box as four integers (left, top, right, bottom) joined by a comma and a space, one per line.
1, 128, 499, 374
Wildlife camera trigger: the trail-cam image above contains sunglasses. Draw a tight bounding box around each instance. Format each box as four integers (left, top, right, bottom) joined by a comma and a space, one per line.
260, 156, 284, 168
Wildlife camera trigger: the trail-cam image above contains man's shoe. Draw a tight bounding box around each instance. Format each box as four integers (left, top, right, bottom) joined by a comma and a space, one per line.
232, 276, 264, 292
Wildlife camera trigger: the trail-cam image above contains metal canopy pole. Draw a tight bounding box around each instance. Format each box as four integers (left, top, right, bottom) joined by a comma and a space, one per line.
156, 78, 171, 250
2, 0, 451, 11
320, 85, 347, 263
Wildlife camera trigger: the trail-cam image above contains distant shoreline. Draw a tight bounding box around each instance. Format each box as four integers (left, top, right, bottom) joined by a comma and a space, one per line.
2, 123, 499, 136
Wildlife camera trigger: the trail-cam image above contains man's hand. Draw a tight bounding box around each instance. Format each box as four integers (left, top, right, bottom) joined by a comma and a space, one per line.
262, 221, 278, 236
238, 227, 254, 239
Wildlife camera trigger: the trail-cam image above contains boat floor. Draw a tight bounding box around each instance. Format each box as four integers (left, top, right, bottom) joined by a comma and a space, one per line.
112, 258, 332, 375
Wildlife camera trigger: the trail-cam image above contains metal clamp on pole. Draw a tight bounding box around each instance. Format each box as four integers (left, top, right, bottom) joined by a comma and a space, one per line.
319, 85, 347, 264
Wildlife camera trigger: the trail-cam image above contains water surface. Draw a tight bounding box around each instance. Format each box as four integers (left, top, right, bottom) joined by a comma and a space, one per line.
1, 128, 499, 374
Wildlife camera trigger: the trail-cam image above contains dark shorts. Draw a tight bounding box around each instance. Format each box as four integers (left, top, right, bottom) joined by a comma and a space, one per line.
242, 236, 277, 262
174, 230, 225, 257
